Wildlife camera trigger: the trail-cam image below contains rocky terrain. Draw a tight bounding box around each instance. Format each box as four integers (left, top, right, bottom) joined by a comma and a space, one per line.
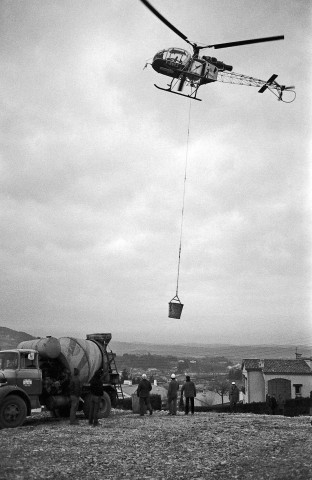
0, 410, 311, 480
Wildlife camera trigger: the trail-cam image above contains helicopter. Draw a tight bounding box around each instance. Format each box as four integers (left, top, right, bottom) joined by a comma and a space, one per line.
141, 0, 295, 102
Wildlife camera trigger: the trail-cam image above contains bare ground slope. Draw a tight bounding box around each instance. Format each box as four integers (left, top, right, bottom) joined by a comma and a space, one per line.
0, 410, 311, 480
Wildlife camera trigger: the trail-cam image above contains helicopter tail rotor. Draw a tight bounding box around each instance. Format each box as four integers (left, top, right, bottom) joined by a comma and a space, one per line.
258, 74, 296, 102
277, 85, 296, 102
258, 74, 278, 93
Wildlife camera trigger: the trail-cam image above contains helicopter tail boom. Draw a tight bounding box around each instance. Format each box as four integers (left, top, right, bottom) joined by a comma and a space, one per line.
217, 70, 296, 103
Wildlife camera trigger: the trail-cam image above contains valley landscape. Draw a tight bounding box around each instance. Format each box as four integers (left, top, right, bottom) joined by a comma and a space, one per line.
1, 326, 310, 363
1, 327, 311, 480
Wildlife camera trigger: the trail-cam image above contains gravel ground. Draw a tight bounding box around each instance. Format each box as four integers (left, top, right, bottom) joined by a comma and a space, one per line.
0, 410, 311, 480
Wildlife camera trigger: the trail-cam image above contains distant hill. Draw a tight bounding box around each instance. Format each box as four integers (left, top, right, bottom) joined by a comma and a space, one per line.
0, 326, 36, 350
110, 340, 312, 364
0, 327, 311, 363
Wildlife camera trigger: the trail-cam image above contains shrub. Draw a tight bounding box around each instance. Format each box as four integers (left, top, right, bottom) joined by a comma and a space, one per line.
194, 402, 268, 414
284, 397, 311, 417
117, 394, 162, 411
150, 394, 162, 411
117, 397, 132, 410
193, 397, 311, 417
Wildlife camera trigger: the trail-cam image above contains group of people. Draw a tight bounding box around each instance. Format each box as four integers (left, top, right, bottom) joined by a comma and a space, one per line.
168, 373, 197, 415
137, 374, 241, 416
137, 372, 197, 416
69, 369, 241, 424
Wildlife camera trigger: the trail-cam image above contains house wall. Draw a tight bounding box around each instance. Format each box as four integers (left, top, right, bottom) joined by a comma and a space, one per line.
264, 374, 312, 399
243, 369, 265, 403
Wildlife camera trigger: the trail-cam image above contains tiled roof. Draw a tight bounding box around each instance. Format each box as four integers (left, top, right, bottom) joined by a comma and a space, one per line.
242, 358, 312, 375
242, 359, 262, 370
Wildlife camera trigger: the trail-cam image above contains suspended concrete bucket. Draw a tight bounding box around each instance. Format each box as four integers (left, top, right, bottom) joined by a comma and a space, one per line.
168, 295, 184, 319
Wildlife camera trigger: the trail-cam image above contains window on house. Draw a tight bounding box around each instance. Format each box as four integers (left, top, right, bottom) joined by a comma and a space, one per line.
293, 384, 302, 398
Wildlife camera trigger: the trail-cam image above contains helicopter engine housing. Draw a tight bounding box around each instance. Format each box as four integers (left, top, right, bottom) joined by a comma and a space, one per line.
202, 56, 233, 72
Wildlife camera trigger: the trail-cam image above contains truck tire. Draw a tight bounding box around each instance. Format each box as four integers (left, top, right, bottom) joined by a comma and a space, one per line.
83, 391, 112, 419
0, 395, 27, 429
99, 392, 111, 418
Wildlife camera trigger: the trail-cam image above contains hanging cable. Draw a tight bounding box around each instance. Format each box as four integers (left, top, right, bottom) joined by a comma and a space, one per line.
175, 98, 192, 299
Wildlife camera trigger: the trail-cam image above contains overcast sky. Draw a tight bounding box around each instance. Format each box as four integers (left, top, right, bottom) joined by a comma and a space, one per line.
1, 0, 311, 346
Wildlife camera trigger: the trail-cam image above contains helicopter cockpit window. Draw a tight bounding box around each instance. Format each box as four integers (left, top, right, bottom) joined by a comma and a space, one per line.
164, 48, 190, 66
0, 352, 18, 370
153, 49, 166, 61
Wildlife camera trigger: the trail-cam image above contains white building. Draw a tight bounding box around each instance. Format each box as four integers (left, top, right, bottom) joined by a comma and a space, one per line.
242, 358, 312, 404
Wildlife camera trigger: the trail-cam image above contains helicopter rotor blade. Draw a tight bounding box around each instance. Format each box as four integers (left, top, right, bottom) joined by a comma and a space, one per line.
204, 35, 284, 50
140, 0, 193, 46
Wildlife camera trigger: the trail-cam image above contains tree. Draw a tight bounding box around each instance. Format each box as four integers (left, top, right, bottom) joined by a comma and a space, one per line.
121, 368, 129, 382
211, 378, 230, 405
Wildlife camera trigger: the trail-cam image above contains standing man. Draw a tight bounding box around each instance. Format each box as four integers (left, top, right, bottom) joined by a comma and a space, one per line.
271, 394, 278, 415
229, 381, 240, 412
69, 368, 82, 425
89, 370, 104, 427
137, 373, 153, 416
181, 375, 196, 415
167, 373, 179, 415
266, 393, 272, 414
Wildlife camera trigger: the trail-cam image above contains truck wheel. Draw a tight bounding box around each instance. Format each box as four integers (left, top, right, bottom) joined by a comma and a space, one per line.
99, 392, 111, 418
83, 392, 111, 419
0, 395, 27, 429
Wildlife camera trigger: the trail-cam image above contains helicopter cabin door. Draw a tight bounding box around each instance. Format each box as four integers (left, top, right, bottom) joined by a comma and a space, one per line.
188, 58, 218, 84
188, 58, 206, 82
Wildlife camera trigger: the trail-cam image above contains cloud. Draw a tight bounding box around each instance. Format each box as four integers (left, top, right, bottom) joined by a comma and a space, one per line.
0, 0, 311, 345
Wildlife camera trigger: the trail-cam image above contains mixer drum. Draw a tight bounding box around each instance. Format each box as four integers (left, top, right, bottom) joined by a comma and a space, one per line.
58, 337, 103, 384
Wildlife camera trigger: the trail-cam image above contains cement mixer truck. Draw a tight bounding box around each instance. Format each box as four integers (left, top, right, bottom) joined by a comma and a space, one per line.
0, 333, 122, 428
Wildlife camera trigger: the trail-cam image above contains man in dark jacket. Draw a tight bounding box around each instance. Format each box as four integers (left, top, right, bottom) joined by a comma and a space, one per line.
89, 370, 104, 427
137, 374, 153, 416
181, 375, 196, 415
167, 373, 179, 415
229, 382, 240, 412
270, 394, 278, 415
69, 368, 82, 425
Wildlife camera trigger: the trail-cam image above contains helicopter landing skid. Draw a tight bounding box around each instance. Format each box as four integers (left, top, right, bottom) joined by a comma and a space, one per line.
154, 84, 202, 101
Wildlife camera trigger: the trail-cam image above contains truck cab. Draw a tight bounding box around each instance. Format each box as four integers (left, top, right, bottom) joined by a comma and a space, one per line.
0, 349, 42, 428
0, 349, 42, 396
0, 333, 122, 428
